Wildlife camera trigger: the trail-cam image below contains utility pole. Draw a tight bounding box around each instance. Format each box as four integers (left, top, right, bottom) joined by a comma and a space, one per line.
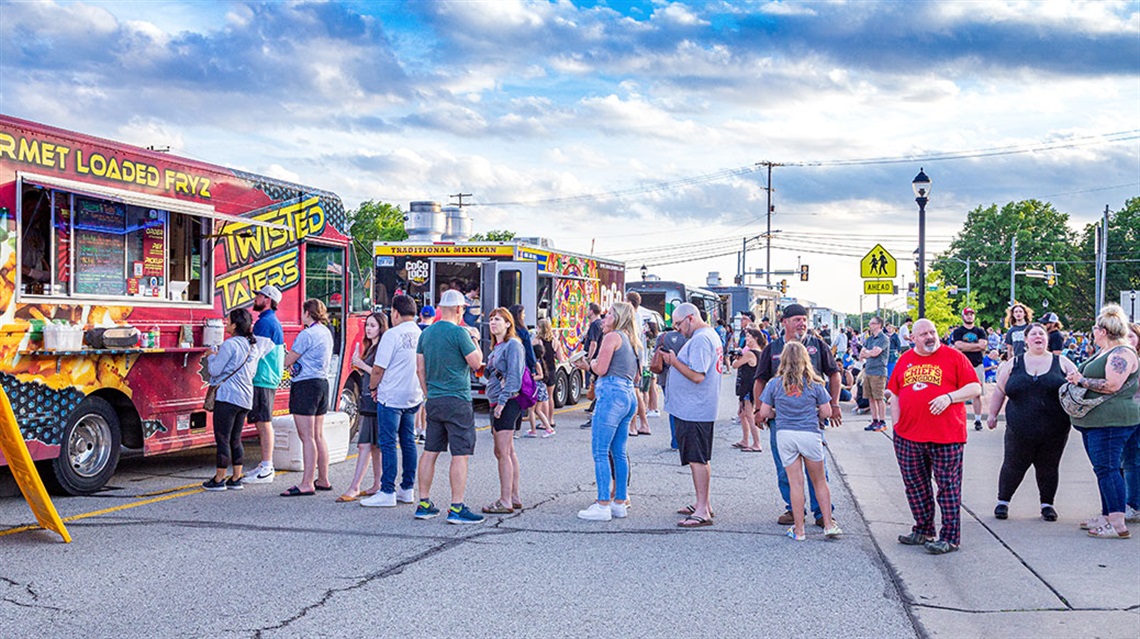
1097, 204, 1110, 311
449, 192, 472, 208
1009, 235, 1017, 306
761, 162, 781, 288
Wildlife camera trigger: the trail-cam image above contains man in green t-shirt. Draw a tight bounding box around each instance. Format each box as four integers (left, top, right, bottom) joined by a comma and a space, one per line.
414, 289, 485, 524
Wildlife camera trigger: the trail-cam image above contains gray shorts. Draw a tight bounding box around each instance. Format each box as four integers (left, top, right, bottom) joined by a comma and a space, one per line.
424, 396, 476, 456
357, 413, 379, 446
777, 429, 826, 467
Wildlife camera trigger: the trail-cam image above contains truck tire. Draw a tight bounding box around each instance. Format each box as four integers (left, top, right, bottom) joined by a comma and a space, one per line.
553, 370, 569, 408
48, 396, 122, 495
567, 369, 582, 405
339, 378, 361, 443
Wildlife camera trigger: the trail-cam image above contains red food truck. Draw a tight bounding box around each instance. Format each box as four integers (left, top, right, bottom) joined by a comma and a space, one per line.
0, 115, 362, 494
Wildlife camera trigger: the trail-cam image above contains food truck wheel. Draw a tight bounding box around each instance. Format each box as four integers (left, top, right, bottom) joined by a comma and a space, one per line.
567, 370, 582, 405
340, 380, 361, 442
49, 397, 122, 495
553, 370, 569, 408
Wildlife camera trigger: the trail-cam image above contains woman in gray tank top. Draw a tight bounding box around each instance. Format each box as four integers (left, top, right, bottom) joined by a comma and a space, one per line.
572, 301, 640, 521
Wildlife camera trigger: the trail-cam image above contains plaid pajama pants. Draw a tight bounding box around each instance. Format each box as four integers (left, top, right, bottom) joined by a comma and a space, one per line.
894, 435, 965, 546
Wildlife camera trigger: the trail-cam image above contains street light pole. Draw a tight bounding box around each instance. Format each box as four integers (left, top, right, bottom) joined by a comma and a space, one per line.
912, 169, 932, 319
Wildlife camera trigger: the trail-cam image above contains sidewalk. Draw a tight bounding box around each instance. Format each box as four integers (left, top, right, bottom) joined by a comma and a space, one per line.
826, 409, 1140, 638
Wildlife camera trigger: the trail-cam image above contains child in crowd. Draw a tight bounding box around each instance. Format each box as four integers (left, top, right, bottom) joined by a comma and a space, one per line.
983, 349, 1001, 384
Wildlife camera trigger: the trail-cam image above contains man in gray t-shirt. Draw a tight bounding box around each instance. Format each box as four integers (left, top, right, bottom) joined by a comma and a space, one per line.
660, 303, 722, 528
859, 316, 890, 432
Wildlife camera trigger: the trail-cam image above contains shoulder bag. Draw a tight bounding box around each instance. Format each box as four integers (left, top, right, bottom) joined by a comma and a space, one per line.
1057, 345, 1134, 418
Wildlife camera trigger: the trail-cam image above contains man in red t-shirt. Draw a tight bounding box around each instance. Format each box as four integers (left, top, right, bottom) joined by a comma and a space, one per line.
887, 319, 981, 554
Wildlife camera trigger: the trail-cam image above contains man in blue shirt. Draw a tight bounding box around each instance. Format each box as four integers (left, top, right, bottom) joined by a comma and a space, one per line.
245, 285, 285, 484
859, 316, 890, 432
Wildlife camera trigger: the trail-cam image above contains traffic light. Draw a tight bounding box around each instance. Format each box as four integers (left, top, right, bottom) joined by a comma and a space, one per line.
1045, 264, 1056, 288
779, 279, 788, 294
799, 264, 809, 281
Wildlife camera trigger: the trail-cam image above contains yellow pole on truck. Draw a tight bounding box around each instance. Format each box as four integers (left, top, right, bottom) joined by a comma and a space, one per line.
0, 387, 71, 542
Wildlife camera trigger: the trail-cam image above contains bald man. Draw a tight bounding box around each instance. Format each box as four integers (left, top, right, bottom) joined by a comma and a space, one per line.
888, 319, 981, 555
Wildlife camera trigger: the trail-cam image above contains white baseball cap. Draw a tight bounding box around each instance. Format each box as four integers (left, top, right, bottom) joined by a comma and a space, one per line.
438, 289, 466, 308
257, 284, 282, 304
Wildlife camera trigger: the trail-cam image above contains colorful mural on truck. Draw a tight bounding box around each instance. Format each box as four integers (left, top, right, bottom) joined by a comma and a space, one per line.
0, 115, 357, 493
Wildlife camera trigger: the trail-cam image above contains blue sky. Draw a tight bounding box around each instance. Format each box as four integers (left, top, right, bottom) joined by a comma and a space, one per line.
1, 0, 1137, 313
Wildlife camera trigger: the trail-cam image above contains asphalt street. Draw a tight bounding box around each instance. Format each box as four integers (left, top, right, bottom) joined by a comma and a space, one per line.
2, 380, 1136, 638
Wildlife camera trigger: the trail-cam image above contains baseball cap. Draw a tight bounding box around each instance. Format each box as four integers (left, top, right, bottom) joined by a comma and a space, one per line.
256, 284, 282, 304
781, 303, 807, 319
672, 302, 700, 324
1041, 312, 1059, 323
420, 305, 436, 318
438, 289, 465, 308
962, 307, 975, 316
660, 329, 687, 352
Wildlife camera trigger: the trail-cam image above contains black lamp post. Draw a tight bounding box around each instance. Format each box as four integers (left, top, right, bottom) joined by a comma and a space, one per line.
912, 168, 932, 319
640, 264, 648, 280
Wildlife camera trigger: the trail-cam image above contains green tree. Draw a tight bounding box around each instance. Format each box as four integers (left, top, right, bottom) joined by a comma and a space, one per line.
908, 269, 958, 336
1067, 197, 1140, 325
469, 229, 517, 241
346, 200, 406, 309
933, 200, 1078, 330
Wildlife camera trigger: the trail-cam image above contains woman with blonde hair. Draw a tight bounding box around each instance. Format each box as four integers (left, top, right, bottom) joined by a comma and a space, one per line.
758, 341, 840, 541
572, 301, 640, 521
1065, 304, 1139, 538
483, 307, 526, 513
281, 299, 335, 496
1004, 303, 1034, 360
534, 317, 563, 437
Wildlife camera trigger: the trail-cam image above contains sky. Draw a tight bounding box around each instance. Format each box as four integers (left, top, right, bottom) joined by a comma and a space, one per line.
1, 0, 1137, 316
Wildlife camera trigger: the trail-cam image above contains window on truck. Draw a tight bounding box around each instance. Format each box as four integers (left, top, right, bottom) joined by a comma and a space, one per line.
306, 243, 345, 354
537, 275, 554, 321
19, 185, 207, 302
498, 269, 521, 310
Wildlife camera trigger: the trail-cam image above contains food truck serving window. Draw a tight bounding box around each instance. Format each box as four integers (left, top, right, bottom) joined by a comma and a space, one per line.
18, 179, 209, 303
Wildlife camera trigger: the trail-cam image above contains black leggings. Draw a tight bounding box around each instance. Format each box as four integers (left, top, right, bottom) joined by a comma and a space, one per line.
998, 427, 1069, 504
214, 401, 249, 470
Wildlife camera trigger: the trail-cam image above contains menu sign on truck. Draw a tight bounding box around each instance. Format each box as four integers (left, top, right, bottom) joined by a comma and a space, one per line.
74, 199, 127, 296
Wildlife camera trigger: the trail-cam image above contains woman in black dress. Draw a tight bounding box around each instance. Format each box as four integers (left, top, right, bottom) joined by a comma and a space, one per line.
987, 323, 1078, 521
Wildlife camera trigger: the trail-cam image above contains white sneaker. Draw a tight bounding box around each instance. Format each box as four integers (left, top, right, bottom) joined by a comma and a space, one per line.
1125, 505, 1140, 523
360, 491, 397, 508
610, 502, 629, 518
577, 502, 612, 521
243, 464, 275, 484
396, 488, 416, 503
647, 410, 661, 418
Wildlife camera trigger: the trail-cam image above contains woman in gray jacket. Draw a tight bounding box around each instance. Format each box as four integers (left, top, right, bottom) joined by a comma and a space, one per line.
203, 308, 270, 491
483, 307, 527, 514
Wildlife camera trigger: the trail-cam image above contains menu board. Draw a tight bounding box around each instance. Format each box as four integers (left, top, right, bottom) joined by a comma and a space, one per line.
75, 199, 126, 296
142, 216, 165, 277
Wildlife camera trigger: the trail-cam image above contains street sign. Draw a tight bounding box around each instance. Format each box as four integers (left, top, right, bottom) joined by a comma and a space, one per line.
860, 244, 896, 278
864, 279, 894, 294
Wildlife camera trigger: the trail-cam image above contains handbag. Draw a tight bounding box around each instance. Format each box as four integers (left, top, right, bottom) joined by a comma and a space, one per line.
204, 341, 252, 412
1058, 345, 1132, 418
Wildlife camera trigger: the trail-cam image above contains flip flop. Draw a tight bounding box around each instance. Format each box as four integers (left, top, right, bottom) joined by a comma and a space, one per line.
314, 483, 333, 492
637, 430, 652, 436
628, 431, 639, 437
280, 486, 316, 497
335, 493, 360, 503
676, 504, 715, 518
731, 442, 746, 449
741, 447, 764, 453
678, 515, 713, 528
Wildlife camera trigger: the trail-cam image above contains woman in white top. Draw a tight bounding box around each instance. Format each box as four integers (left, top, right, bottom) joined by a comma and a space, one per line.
281, 299, 335, 497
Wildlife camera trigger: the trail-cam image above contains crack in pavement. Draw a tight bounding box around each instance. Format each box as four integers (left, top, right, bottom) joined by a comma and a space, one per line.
250, 529, 513, 638
908, 601, 1140, 614
0, 576, 65, 613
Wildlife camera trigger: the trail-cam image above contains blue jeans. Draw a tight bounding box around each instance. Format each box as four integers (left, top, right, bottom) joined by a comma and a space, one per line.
669, 414, 678, 450
1076, 425, 1139, 515
770, 426, 833, 518
592, 376, 636, 502
378, 403, 420, 494
1119, 424, 1140, 511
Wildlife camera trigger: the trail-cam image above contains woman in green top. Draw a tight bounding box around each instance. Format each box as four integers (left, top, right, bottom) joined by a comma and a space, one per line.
1065, 304, 1140, 539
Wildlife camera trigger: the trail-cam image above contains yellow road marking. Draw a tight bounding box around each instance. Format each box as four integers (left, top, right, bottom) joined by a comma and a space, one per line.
2, 403, 589, 537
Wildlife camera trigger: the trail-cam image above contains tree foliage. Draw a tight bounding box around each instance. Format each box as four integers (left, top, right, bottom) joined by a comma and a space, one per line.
907, 269, 958, 336
346, 200, 406, 308
470, 229, 517, 242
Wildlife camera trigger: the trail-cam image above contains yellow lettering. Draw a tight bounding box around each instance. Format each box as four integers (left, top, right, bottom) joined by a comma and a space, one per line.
17, 137, 40, 165
0, 133, 14, 160
164, 169, 176, 191
89, 153, 106, 176
104, 157, 122, 181
215, 249, 300, 313
76, 150, 89, 174
198, 178, 211, 198
54, 145, 70, 170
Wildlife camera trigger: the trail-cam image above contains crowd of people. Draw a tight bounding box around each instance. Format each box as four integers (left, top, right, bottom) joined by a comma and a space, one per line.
201, 285, 1139, 547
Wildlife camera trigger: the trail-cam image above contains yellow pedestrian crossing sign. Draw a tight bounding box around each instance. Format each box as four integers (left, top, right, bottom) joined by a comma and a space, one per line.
860, 244, 896, 278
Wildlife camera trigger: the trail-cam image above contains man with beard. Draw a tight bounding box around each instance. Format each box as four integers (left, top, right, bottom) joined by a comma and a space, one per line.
753, 304, 843, 527
890, 319, 981, 554
244, 285, 285, 484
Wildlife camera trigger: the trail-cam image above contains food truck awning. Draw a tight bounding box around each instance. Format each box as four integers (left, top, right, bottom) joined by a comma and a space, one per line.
19, 172, 290, 231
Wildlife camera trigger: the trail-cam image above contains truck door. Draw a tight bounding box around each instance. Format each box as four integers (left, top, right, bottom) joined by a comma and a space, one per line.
481, 261, 538, 329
